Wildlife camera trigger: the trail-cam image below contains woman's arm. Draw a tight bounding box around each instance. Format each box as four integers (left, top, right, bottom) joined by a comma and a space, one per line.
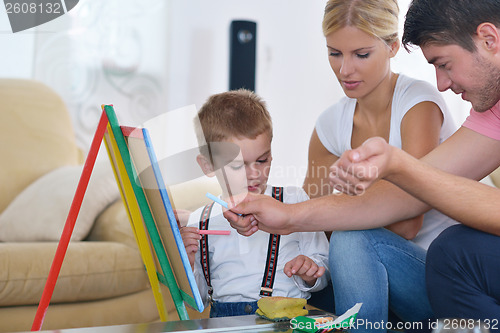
303, 129, 421, 239
383, 101, 444, 239
303, 130, 339, 239
303, 102, 443, 240
303, 129, 338, 199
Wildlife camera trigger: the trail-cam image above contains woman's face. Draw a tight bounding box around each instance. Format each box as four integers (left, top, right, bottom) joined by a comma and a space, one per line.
325, 25, 398, 99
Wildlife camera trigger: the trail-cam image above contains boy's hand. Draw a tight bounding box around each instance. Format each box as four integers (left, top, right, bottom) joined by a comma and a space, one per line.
180, 227, 201, 269
284, 255, 325, 286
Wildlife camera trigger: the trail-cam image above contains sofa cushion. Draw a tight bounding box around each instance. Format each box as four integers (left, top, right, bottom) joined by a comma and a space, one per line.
0, 289, 161, 332
0, 161, 120, 242
0, 241, 149, 306
0, 79, 80, 214
88, 200, 137, 248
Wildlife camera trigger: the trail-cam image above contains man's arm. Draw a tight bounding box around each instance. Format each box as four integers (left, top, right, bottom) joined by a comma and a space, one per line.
332, 127, 500, 235
225, 174, 427, 235
225, 127, 500, 235
390, 149, 500, 235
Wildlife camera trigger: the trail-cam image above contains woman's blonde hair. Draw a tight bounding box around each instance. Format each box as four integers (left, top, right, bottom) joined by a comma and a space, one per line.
322, 0, 399, 46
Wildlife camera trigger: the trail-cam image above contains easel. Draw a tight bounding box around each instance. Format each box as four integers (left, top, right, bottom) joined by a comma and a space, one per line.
32, 105, 203, 331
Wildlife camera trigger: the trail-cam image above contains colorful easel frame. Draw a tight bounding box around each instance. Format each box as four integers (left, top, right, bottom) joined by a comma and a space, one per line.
32, 105, 203, 330
109, 123, 204, 314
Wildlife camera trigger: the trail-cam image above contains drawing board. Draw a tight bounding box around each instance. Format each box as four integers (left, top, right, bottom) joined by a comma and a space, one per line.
103, 105, 204, 321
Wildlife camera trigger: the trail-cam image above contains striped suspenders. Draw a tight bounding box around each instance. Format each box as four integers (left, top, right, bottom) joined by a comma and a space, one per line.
259, 186, 283, 296
199, 202, 215, 301
198, 187, 284, 301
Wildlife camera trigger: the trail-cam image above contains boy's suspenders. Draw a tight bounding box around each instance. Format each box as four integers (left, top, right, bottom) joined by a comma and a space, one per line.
259, 187, 283, 296
199, 202, 215, 302
198, 187, 284, 302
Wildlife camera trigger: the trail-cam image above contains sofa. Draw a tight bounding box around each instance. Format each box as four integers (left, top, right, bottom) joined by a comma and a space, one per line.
0, 79, 215, 332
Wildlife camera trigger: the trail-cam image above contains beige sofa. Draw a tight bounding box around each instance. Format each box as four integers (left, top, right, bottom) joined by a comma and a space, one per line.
0, 79, 214, 332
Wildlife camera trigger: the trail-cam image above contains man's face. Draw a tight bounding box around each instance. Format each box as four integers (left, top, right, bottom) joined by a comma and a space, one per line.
422, 43, 500, 112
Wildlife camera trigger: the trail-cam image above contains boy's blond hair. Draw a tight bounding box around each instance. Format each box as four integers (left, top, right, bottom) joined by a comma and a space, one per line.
197, 89, 272, 146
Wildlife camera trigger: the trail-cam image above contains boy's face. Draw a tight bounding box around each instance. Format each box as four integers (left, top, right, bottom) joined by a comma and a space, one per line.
215, 132, 272, 198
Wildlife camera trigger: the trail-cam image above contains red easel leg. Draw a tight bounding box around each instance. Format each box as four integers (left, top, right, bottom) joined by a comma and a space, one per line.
31, 110, 109, 331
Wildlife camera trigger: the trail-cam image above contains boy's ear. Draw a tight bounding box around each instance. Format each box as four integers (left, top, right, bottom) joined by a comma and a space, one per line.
196, 154, 216, 177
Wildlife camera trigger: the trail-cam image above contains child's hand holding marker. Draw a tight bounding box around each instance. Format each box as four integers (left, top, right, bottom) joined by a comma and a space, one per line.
180, 225, 230, 270
180, 227, 200, 269
180, 193, 235, 270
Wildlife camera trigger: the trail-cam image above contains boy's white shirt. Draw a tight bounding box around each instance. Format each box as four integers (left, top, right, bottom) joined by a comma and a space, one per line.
186, 185, 330, 307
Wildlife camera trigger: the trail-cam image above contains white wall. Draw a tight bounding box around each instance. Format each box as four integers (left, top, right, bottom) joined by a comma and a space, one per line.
0, 7, 35, 78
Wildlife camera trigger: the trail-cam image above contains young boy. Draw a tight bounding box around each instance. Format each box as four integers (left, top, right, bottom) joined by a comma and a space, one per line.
181, 89, 329, 318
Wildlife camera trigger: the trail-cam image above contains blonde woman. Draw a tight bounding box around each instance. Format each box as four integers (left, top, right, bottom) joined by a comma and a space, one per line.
302, 0, 457, 331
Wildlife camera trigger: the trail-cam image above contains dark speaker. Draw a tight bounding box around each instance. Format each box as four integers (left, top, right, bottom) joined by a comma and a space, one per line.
229, 20, 257, 91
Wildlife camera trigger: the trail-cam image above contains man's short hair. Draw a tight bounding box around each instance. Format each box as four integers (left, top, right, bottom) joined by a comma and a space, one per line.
403, 0, 500, 52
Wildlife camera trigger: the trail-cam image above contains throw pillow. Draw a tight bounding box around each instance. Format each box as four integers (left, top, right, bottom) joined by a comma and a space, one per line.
0, 161, 120, 241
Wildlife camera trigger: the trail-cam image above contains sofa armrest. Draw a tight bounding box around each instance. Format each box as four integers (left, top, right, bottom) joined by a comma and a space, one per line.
86, 200, 137, 249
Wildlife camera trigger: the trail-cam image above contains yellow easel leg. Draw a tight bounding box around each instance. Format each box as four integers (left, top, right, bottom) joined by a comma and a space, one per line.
104, 125, 169, 321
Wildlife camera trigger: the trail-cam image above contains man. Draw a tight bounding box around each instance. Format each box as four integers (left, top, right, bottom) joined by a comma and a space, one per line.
224, 0, 500, 321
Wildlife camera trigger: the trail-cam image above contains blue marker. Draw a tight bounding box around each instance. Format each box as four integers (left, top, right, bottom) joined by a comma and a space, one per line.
205, 192, 243, 216
206, 192, 228, 209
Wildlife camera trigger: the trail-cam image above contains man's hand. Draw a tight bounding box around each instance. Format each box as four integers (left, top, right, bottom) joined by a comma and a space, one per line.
330, 137, 395, 195
223, 194, 293, 236
284, 255, 325, 286
180, 226, 201, 269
